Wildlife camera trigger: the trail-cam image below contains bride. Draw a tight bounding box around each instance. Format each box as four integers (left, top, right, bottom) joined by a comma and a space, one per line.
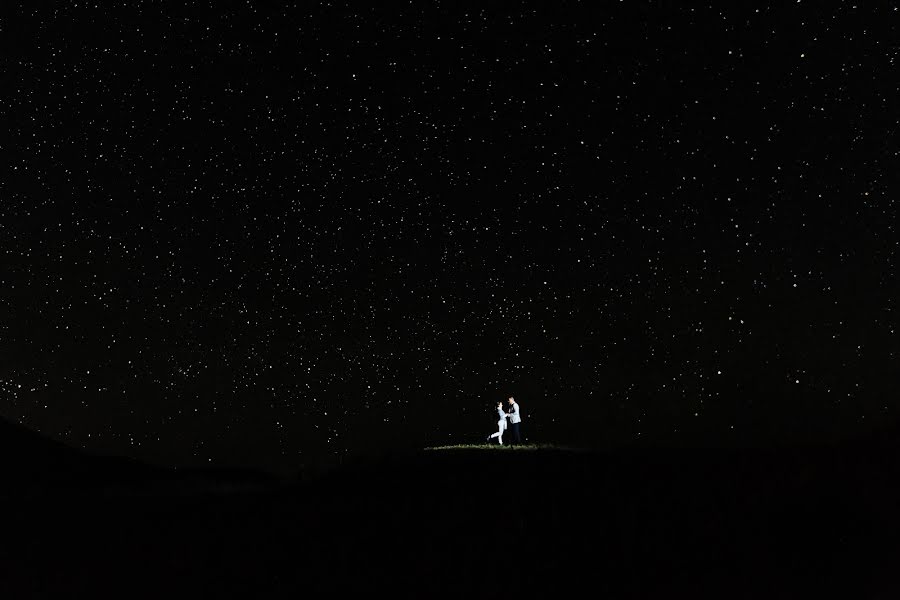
486, 401, 509, 445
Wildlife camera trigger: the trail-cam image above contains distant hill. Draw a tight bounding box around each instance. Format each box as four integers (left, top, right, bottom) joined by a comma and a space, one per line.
0, 418, 147, 489
0, 418, 276, 495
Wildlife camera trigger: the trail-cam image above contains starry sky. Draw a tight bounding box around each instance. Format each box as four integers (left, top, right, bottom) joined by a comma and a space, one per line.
3, 2, 899, 472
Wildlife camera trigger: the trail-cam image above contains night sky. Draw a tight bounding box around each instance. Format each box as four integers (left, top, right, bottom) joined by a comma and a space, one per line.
3, 3, 899, 473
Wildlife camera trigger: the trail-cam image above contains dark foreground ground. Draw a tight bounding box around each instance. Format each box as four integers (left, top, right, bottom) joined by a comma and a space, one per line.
3, 435, 900, 598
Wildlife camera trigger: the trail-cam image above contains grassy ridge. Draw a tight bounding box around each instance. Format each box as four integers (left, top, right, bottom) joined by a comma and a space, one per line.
425, 443, 573, 451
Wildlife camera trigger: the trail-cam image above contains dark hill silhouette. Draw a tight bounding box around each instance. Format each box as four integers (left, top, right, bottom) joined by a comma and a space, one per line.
0, 418, 277, 495
3, 428, 900, 598
0, 417, 152, 490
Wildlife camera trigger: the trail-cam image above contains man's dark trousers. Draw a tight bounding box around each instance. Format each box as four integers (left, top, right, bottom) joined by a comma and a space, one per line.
510, 422, 521, 444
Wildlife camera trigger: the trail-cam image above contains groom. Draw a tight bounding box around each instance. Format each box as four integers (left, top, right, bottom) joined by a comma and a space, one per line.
507, 396, 522, 444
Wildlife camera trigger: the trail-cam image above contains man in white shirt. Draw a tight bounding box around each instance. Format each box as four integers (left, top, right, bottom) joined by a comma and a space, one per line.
507, 396, 522, 444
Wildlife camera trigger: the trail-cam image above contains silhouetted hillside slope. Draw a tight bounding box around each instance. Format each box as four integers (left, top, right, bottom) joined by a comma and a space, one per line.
0, 418, 150, 489
3, 434, 900, 598
0, 418, 276, 494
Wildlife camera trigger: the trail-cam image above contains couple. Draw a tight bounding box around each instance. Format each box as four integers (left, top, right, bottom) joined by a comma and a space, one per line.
487, 396, 522, 445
